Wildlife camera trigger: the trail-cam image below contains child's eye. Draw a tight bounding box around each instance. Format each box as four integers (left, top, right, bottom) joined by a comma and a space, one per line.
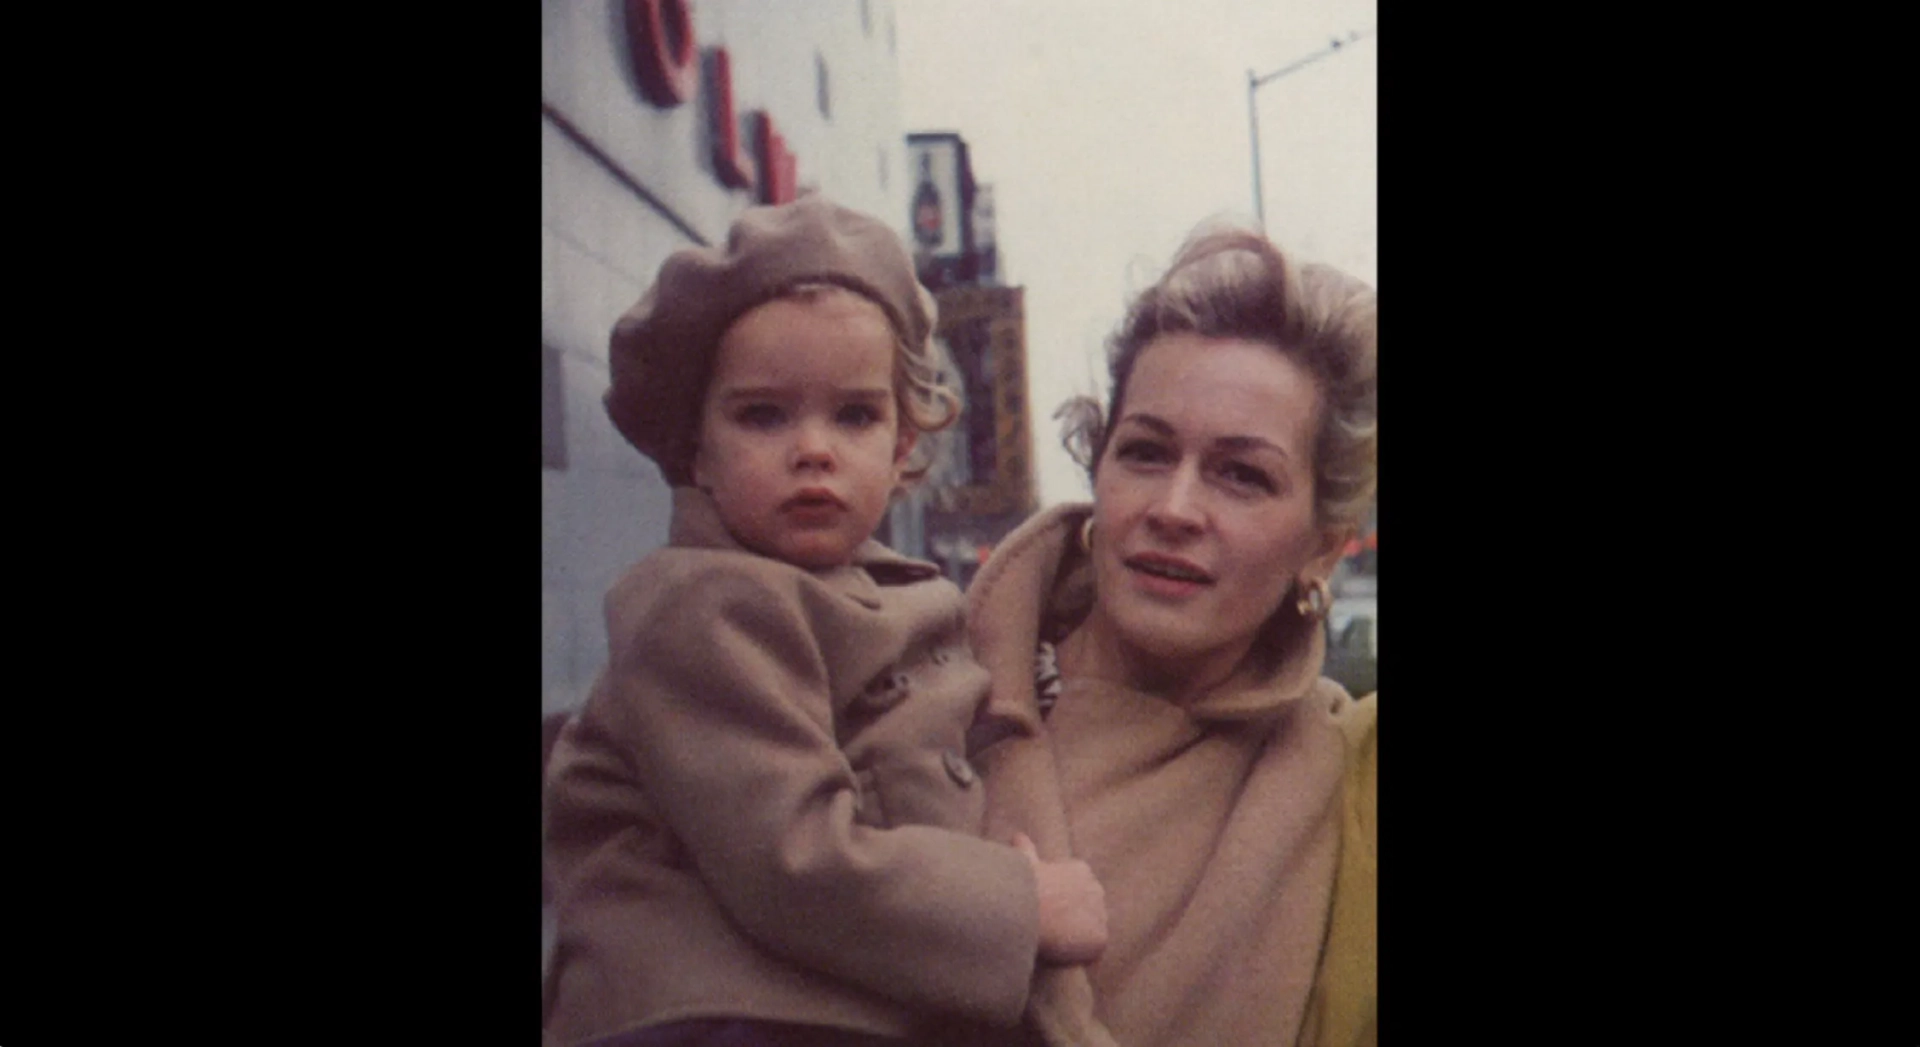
733, 404, 786, 429
835, 403, 883, 428
1113, 439, 1174, 466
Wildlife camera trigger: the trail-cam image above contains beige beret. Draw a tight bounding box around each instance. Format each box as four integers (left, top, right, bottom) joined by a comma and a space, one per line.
604, 195, 937, 485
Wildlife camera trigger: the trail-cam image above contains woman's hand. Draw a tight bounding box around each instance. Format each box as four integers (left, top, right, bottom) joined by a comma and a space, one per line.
1014, 832, 1109, 964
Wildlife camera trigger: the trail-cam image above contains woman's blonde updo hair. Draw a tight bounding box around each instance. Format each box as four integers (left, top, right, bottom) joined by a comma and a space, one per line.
1060, 224, 1377, 529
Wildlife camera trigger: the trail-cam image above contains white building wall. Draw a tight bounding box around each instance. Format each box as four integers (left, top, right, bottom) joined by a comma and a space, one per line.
541, 0, 912, 720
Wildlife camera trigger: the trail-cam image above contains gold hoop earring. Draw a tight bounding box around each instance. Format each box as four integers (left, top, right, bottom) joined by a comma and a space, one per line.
1079, 516, 1096, 555
1295, 577, 1331, 620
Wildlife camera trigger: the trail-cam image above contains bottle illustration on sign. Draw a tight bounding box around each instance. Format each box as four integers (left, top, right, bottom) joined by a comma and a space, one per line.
912, 151, 943, 250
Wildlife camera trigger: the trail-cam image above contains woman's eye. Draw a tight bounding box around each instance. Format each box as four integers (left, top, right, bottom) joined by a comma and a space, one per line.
734, 404, 785, 428
836, 403, 883, 428
1218, 460, 1278, 493
1114, 439, 1174, 466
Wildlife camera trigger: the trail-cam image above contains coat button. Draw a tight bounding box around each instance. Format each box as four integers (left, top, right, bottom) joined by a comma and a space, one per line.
860, 671, 910, 711
942, 749, 977, 787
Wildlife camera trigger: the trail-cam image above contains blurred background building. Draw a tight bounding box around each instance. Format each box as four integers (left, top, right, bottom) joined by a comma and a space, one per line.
1324, 506, 1378, 695
899, 132, 1037, 587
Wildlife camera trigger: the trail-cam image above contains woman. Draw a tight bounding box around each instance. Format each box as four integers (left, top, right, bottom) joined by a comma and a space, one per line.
958, 223, 1377, 1047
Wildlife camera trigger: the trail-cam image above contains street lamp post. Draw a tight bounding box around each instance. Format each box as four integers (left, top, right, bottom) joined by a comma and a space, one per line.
1248, 28, 1372, 229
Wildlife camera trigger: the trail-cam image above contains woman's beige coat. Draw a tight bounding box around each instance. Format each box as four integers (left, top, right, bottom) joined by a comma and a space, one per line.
543, 489, 1040, 1046
956, 504, 1378, 1047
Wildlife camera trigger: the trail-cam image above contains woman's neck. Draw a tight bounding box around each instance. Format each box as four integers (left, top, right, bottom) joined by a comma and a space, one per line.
1058, 605, 1257, 708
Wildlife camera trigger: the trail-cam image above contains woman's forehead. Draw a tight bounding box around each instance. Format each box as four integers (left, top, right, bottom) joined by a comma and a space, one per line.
1121, 334, 1321, 452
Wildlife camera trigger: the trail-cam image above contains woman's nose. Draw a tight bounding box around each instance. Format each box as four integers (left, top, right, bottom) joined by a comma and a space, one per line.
1145, 465, 1205, 534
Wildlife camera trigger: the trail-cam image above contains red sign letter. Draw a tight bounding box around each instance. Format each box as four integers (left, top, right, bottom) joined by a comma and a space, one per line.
710, 48, 756, 189
628, 0, 697, 107
755, 112, 799, 204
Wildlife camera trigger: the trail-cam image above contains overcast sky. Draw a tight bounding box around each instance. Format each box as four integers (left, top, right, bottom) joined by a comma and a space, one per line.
895, 0, 1377, 508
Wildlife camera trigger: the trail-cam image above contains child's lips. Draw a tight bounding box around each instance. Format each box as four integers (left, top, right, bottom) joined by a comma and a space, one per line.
782, 488, 848, 514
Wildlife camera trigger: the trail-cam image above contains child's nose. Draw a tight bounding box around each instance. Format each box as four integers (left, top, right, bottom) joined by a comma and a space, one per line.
791, 421, 836, 471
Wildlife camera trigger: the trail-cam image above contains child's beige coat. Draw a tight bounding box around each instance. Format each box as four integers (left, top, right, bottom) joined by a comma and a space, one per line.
543, 488, 1039, 1046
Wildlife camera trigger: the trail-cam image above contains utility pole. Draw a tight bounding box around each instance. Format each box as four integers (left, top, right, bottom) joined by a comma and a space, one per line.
1248, 28, 1372, 229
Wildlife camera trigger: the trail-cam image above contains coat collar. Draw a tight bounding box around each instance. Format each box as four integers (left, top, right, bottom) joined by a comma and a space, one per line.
968, 502, 1327, 722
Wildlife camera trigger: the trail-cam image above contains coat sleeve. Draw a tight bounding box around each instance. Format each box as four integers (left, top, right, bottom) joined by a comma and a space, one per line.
960, 509, 1124, 1047
595, 560, 1041, 1026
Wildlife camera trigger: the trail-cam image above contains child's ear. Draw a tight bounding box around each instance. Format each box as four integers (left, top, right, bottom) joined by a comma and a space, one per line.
894, 427, 918, 465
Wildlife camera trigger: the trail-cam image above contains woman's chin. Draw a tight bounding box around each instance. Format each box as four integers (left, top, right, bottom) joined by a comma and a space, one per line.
1107, 605, 1236, 666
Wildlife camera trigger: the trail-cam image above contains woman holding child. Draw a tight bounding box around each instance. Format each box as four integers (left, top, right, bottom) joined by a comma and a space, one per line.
955, 224, 1378, 1047
542, 195, 1375, 1047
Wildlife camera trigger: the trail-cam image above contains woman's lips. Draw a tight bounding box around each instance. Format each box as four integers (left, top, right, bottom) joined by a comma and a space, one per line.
1123, 552, 1215, 597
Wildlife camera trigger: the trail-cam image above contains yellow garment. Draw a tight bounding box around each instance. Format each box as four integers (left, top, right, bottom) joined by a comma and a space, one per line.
1300, 692, 1377, 1047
